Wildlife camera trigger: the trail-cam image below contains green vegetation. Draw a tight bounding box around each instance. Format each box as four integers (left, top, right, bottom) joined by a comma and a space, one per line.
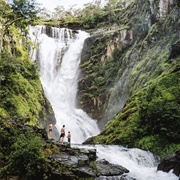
38, 0, 135, 31
80, 0, 180, 157
0, 0, 53, 125
7, 132, 47, 178
89, 161, 98, 171
89, 62, 180, 156
0, 0, 41, 55
0, 120, 49, 179
0, 52, 50, 125
1, 0, 40, 32
0, 0, 180, 178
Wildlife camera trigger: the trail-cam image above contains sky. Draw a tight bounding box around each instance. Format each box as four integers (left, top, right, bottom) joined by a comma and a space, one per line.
36, 0, 95, 11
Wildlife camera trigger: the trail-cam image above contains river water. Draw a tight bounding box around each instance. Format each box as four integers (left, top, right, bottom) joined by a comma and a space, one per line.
73, 144, 178, 180
29, 26, 178, 180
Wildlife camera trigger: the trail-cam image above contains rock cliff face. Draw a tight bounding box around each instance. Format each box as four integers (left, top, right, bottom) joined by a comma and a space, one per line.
79, 29, 134, 128
78, 0, 180, 129
0, 120, 129, 180
50, 143, 129, 179
0, 13, 57, 131
79, 0, 180, 161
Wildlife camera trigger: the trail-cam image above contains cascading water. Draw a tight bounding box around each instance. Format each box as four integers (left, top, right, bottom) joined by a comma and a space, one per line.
72, 144, 179, 180
29, 26, 178, 180
29, 25, 100, 143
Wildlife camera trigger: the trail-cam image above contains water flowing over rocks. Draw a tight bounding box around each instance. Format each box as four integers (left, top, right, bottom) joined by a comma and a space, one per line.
49, 142, 129, 179
1, 1, 179, 180
1, 120, 129, 179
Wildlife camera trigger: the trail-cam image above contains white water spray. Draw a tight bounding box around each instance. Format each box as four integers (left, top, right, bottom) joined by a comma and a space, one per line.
73, 144, 179, 180
29, 26, 178, 180
29, 25, 100, 143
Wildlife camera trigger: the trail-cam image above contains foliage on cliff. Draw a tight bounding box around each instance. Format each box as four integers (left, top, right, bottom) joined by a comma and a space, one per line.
1, 119, 121, 180
79, 0, 180, 156
0, 119, 65, 179
0, 0, 55, 126
0, 0, 180, 167
35, 0, 180, 157
0, 53, 54, 126
80, 1, 180, 121
86, 62, 180, 156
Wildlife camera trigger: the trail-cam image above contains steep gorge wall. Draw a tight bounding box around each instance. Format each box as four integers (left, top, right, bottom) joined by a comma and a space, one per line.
81, 0, 180, 156
0, 11, 56, 129
79, 0, 180, 129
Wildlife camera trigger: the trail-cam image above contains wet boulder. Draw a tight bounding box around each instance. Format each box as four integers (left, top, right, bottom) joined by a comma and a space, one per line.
49, 143, 129, 179
157, 150, 180, 176
96, 159, 129, 176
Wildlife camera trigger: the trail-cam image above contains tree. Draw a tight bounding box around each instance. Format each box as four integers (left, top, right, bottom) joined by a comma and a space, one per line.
1, 0, 40, 35
0, 0, 41, 53
8, 0, 40, 31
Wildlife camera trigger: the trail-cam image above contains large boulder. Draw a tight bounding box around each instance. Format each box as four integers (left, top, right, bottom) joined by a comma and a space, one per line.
157, 150, 180, 176
96, 159, 129, 176
49, 143, 129, 179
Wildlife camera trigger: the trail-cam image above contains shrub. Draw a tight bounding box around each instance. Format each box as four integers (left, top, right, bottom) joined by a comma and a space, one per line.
6, 132, 49, 179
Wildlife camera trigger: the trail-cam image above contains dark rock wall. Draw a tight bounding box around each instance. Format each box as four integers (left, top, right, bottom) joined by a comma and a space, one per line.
78, 0, 180, 130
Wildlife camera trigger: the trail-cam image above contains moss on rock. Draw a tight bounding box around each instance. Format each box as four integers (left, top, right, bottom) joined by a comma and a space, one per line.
0, 52, 54, 127
86, 62, 180, 156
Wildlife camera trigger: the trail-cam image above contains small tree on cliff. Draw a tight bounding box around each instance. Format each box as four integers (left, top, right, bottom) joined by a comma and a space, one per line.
0, 0, 41, 53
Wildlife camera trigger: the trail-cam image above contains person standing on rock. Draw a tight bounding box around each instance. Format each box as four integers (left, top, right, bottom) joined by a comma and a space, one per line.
49, 122, 53, 139
67, 131, 71, 144
57, 125, 65, 143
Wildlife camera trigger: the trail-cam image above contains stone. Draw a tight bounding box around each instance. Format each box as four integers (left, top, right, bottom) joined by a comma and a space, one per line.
73, 167, 96, 177
157, 150, 180, 176
96, 159, 129, 176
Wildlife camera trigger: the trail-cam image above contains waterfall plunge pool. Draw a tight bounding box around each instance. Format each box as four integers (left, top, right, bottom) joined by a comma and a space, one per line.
29, 26, 178, 180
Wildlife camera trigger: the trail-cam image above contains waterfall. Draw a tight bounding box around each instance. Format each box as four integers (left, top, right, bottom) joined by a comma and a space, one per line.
28, 26, 178, 180
29, 25, 100, 143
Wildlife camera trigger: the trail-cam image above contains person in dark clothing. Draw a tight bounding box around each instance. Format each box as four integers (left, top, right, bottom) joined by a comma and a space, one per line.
57, 125, 65, 143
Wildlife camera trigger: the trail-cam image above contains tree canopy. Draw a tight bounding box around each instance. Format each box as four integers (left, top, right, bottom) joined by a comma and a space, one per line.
1, 0, 40, 33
